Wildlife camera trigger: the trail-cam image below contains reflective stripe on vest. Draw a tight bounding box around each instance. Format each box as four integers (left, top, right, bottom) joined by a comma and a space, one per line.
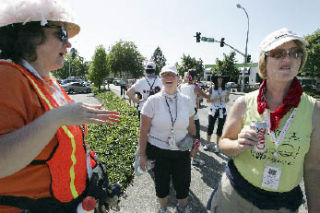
2, 61, 87, 202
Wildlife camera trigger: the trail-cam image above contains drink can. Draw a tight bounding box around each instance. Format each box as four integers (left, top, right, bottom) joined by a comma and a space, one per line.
250, 121, 267, 153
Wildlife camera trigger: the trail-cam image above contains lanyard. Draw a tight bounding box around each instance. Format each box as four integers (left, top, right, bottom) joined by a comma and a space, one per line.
263, 108, 297, 157
165, 95, 178, 130
145, 76, 157, 90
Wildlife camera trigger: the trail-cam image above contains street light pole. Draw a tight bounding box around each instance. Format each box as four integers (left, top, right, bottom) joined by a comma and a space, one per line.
236, 3, 249, 92
68, 59, 71, 77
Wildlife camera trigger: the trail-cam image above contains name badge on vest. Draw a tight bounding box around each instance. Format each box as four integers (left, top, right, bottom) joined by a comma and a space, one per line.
262, 166, 282, 190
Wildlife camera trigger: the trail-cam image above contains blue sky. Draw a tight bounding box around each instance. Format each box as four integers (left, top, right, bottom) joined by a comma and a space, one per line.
68, 0, 320, 66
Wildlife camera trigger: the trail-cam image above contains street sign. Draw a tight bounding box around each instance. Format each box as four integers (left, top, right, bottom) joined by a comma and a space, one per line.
201, 37, 215, 42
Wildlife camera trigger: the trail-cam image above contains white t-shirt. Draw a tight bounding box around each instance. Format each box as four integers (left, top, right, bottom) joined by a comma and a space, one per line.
179, 83, 198, 120
210, 87, 228, 109
141, 90, 194, 150
131, 76, 163, 110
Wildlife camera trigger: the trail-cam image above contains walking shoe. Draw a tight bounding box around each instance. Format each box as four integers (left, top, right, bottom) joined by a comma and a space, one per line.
203, 143, 211, 151
213, 145, 220, 153
176, 204, 191, 213
158, 207, 170, 213
192, 157, 205, 166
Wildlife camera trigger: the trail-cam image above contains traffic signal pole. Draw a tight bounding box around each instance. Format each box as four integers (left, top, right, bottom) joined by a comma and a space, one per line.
195, 32, 250, 92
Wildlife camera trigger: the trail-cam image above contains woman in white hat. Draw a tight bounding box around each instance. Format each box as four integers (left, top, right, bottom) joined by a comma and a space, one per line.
138, 65, 198, 213
0, 0, 120, 212
207, 28, 320, 212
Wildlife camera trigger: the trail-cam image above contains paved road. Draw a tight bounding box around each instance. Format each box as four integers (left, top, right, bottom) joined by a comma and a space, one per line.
70, 86, 308, 213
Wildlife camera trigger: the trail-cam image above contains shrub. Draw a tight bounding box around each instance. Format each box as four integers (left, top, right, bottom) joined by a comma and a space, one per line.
86, 91, 139, 189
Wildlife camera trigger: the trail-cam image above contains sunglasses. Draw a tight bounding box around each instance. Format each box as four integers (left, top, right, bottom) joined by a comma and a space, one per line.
161, 72, 177, 78
266, 47, 303, 59
44, 25, 69, 42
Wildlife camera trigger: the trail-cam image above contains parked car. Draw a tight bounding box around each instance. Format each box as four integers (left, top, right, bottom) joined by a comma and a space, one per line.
113, 78, 126, 86
197, 81, 210, 90
60, 79, 82, 85
226, 82, 238, 88
61, 82, 92, 94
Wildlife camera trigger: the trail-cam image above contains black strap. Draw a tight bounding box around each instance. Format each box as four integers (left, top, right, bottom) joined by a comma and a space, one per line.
0, 194, 82, 213
165, 95, 178, 129
145, 76, 157, 91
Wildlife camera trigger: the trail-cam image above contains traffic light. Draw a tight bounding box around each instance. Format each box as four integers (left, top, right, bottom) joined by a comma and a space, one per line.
194, 32, 201, 43
246, 54, 251, 63
220, 37, 225, 47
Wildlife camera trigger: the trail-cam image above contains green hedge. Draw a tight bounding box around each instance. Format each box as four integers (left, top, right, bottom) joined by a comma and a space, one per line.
85, 91, 139, 189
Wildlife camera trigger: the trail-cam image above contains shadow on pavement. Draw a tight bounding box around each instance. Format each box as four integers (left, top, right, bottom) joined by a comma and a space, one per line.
194, 151, 226, 188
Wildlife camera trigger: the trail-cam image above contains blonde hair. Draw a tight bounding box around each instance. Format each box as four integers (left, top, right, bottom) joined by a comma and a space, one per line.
258, 40, 308, 79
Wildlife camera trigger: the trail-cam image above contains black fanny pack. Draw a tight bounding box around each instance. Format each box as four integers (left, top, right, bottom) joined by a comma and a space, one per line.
226, 160, 303, 211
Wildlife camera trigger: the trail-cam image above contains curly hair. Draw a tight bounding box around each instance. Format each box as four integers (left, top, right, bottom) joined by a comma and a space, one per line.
0, 22, 46, 63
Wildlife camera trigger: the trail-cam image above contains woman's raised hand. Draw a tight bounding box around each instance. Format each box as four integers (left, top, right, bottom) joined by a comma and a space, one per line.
53, 102, 120, 126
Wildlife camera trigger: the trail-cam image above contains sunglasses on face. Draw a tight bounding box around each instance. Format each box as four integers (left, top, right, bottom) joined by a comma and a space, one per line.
161, 72, 177, 78
266, 47, 303, 59
44, 25, 69, 42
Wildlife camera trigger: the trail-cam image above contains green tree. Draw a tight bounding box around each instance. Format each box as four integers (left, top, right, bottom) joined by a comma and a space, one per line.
212, 52, 238, 82
87, 45, 108, 91
301, 29, 320, 79
176, 54, 203, 78
72, 56, 89, 80
108, 40, 145, 79
151, 46, 166, 75
53, 54, 71, 79
53, 52, 89, 80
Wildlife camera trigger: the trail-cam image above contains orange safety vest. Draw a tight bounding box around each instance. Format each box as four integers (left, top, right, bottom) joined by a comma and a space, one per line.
0, 61, 88, 203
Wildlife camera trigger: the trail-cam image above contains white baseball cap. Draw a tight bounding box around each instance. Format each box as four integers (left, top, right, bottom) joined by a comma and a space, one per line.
145, 61, 156, 70
160, 65, 178, 76
259, 28, 308, 52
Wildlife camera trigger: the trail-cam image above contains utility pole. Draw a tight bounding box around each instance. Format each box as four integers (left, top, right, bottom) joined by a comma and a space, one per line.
237, 3, 250, 92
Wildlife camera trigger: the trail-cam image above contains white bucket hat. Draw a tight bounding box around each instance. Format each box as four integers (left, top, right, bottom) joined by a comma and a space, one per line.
160, 65, 178, 76
259, 28, 308, 52
0, 0, 80, 38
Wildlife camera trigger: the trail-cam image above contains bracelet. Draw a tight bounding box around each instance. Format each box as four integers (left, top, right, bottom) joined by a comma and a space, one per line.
193, 139, 201, 150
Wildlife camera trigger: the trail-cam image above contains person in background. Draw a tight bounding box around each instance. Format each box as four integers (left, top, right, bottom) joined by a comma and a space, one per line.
207, 28, 320, 213
120, 78, 128, 99
204, 73, 229, 153
0, 1, 120, 212
138, 65, 198, 213
180, 69, 211, 166
127, 79, 136, 106
126, 61, 163, 120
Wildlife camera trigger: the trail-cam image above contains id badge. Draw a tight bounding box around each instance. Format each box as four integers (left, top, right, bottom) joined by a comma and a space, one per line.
261, 166, 281, 190
168, 129, 175, 146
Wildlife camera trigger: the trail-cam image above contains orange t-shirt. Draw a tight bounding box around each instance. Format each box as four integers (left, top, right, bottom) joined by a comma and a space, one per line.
0, 64, 57, 213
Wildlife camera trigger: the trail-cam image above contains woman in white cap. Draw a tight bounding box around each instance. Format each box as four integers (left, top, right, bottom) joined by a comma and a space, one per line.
0, 0, 120, 212
138, 65, 198, 213
207, 28, 320, 212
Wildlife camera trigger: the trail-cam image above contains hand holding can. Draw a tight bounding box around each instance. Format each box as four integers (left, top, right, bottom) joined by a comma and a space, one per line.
250, 121, 267, 153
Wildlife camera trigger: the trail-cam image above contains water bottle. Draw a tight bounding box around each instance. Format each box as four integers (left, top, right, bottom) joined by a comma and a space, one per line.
77, 196, 96, 213
133, 156, 155, 176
